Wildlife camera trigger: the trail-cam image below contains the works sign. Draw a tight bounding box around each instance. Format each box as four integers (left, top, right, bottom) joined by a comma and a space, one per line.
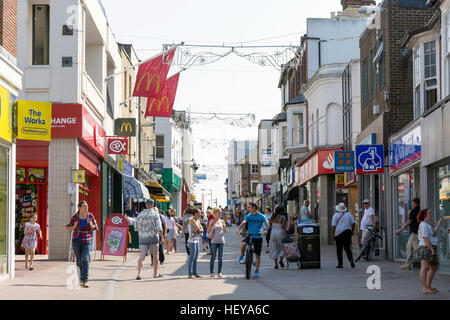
114, 118, 136, 137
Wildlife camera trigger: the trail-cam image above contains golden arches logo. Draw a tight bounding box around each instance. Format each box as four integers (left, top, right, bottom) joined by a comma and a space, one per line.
136, 72, 161, 93
148, 96, 170, 113
121, 122, 133, 133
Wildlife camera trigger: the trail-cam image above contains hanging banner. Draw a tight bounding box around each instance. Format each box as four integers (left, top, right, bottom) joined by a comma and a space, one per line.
14, 100, 52, 141
145, 72, 180, 118
132, 47, 176, 99
107, 137, 129, 155
101, 213, 129, 262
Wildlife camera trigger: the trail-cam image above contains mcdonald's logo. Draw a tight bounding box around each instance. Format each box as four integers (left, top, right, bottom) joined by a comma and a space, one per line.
136, 72, 161, 94
114, 118, 136, 137
148, 96, 170, 114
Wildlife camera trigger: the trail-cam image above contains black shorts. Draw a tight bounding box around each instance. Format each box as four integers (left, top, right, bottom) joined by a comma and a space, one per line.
242, 236, 263, 256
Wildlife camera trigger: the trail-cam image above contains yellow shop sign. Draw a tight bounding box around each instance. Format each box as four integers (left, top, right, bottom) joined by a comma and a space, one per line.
0, 85, 16, 143
14, 100, 52, 141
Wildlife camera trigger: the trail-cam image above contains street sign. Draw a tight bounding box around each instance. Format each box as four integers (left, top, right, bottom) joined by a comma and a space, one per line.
150, 163, 164, 173
334, 151, 355, 172
355, 145, 384, 174
73, 169, 85, 183
114, 118, 136, 137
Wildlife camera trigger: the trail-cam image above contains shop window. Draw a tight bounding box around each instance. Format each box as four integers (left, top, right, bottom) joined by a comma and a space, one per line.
32, 5, 50, 65
436, 164, 450, 273
0, 146, 8, 275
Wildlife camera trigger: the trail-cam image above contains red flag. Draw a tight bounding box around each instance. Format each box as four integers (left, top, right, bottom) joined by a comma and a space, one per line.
132, 47, 176, 98
145, 72, 180, 118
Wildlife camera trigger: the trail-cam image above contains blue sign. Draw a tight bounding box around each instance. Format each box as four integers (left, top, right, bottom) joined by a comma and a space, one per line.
389, 126, 421, 172
197, 173, 207, 180
123, 159, 133, 176
334, 151, 355, 172
150, 163, 164, 173
356, 145, 384, 174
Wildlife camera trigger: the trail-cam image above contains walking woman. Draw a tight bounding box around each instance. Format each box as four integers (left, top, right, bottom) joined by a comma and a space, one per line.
268, 205, 287, 269
22, 214, 42, 270
169, 208, 182, 253
417, 208, 445, 294
187, 209, 203, 278
331, 203, 355, 268
65, 201, 98, 288
207, 207, 227, 277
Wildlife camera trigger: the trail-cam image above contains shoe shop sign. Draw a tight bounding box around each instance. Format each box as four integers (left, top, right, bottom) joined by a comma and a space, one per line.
14, 100, 52, 141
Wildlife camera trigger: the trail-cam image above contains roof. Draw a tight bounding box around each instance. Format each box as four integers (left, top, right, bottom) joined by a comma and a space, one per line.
400, 8, 440, 47
286, 93, 306, 105
272, 111, 287, 125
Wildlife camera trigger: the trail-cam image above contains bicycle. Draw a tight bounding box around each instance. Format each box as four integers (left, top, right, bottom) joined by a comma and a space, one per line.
244, 233, 262, 279
355, 227, 382, 262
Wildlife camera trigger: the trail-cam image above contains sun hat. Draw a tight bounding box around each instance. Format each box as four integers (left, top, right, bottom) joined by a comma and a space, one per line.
363, 199, 370, 204
335, 203, 347, 212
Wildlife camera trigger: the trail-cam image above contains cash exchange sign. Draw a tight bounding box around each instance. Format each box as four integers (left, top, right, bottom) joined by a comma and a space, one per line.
14, 100, 52, 141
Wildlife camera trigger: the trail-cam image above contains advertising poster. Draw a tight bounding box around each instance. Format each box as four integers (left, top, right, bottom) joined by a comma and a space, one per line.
101, 213, 129, 261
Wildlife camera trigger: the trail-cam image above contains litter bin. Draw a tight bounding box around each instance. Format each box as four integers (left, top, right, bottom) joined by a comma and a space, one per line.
297, 223, 320, 269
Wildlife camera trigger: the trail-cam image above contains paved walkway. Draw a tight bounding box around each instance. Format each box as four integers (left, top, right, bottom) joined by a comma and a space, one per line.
1, 225, 449, 300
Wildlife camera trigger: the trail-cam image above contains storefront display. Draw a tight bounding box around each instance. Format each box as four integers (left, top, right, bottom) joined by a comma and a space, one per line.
436, 164, 450, 273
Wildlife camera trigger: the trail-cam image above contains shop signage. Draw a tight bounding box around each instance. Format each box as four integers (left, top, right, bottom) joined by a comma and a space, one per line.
114, 118, 136, 137
262, 183, 271, 195
51, 104, 83, 137
150, 163, 164, 173
14, 100, 52, 141
73, 169, 85, 183
0, 85, 16, 143
262, 149, 277, 166
389, 126, 421, 173
101, 213, 129, 262
356, 145, 384, 174
107, 137, 128, 155
82, 107, 106, 158
298, 149, 341, 185
336, 174, 345, 188
334, 151, 355, 172
123, 159, 133, 176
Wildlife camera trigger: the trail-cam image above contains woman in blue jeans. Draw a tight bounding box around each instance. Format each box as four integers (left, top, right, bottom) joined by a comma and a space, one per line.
65, 201, 98, 288
207, 208, 227, 277
187, 209, 203, 278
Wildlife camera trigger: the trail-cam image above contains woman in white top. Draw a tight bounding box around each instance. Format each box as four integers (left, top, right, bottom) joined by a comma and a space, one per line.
187, 209, 203, 278
207, 208, 227, 278
166, 209, 182, 254
417, 208, 445, 294
268, 206, 287, 269
331, 203, 355, 269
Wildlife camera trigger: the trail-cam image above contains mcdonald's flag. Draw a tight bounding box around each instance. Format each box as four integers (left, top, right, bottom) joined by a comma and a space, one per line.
145, 72, 180, 118
132, 47, 176, 99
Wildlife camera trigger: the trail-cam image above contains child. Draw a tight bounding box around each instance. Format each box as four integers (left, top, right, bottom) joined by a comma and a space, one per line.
22, 214, 42, 270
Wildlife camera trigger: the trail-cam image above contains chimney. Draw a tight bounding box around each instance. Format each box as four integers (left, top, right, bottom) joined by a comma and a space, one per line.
341, 0, 376, 10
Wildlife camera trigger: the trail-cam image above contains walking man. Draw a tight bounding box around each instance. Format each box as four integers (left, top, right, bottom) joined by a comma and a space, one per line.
332, 203, 355, 268
396, 198, 420, 270
360, 199, 375, 246
135, 199, 164, 280
300, 200, 311, 221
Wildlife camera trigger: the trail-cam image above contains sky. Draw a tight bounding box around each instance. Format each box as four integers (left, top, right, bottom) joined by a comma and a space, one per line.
100, 0, 351, 208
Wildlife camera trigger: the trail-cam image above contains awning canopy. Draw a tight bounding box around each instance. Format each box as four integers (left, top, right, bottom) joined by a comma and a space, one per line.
286, 186, 299, 201
151, 194, 171, 203
123, 175, 150, 201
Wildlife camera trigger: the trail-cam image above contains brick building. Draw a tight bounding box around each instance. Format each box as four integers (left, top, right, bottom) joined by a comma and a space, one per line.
357, 0, 436, 260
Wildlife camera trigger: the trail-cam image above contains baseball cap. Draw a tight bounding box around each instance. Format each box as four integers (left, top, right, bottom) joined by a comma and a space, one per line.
145, 199, 154, 205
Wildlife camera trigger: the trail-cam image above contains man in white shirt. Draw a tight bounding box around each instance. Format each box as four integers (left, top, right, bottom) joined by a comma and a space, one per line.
300, 200, 311, 221
360, 199, 376, 245
332, 203, 355, 268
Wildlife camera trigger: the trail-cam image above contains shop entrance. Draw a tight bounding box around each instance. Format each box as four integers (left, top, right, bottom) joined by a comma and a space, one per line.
15, 168, 48, 255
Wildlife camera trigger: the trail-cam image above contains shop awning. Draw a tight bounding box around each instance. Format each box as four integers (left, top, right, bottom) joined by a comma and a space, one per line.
123, 174, 150, 201
151, 194, 171, 203
146, 180, 171, 198
286, 186, 299, 201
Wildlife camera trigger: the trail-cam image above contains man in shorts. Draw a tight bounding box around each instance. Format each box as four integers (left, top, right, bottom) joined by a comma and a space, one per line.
236, 202, 269, 277
135, 199, 164, 280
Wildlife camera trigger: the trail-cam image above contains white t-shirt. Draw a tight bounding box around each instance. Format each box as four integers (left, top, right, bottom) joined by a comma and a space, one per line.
360, 207, 375, 231
263, 213, 272, 230
300, 205, 310, 220
166, 216, 175, 230
418, 221, 438, 247
332, 212, 355, 236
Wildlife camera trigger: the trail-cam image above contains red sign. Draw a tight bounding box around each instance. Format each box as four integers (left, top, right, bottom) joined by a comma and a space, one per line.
298, 148, 341, 185
145, 72, 180, 118
82, 107, 106, 158
107, 137, 128, 155
51, 104, 83, 137
132, 48, 176, 99
101, 213, 129, 262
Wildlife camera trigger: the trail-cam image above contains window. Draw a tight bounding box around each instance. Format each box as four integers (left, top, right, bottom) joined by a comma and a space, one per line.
311, 113, 315, 147
370, 48, 376, 98
376, 37, 385, 90
155, 135, 164, 159
292, 112, 305, 145
251, 164, 259, 174
342, 64, 352, 150
316, 109, 319, 146
413, 48, 421, 117
424, 40, 437, 110
281, 126, 288, 156
32, 5, 50, 65
362, 58, 368, 106
447, 12, 450, 55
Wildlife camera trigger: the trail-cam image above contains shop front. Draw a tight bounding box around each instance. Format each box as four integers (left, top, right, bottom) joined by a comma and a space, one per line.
389, 124, 421, 262
0, 84, 17, 279
162, 168, 182, 215
298, 147, 341, 245
422, 102, 450, 274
